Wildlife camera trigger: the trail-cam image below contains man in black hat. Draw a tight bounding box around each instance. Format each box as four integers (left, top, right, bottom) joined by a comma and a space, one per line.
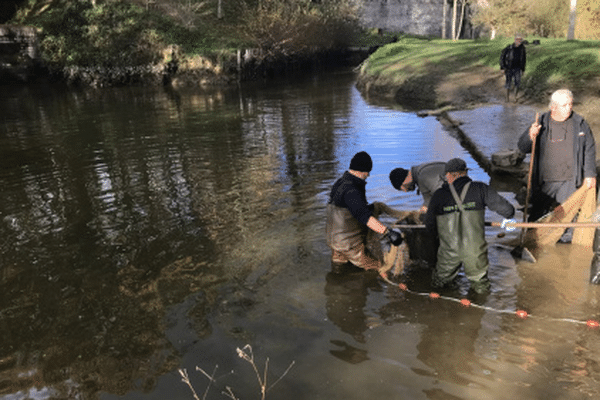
389, 161, 446, 213
326, 151, 403, 272
425, 158, 515, 293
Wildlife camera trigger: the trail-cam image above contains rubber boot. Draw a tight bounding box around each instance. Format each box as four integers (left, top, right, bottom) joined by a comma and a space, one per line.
506, 88, 510, 102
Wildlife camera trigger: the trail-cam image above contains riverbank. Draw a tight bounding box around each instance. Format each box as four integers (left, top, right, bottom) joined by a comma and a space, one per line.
4, 0, 391, 87
356, 37, 600, 160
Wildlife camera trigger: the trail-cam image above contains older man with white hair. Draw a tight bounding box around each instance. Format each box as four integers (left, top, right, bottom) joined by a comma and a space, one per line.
517, 89, 597, 224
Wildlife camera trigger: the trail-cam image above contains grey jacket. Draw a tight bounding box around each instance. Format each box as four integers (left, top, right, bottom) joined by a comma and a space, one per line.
411, 161, 446, 207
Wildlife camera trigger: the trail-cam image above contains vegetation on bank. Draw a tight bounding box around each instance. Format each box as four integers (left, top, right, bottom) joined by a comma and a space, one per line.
10, 0, 389, 85
358, 37, 600, 107
8, 0, 600, 87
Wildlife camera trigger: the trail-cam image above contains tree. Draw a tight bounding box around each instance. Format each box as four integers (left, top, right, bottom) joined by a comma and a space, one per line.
451, 0, 467, 40
442, 0, 448, 39
472, 0, 531, 38
574, 0, 600, 39
452, 0, 457, 40
567, 0, 577, 40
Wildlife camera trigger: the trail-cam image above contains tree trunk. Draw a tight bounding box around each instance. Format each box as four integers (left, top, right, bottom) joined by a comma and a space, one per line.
457, 0, 466, 40
567, 0, 577, 40
442, 0, 447, 39
452, 0, 458, 41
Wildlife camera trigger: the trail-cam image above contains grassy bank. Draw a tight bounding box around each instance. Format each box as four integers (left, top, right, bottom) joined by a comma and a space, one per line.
357, 36, 600, 161
357, 37, 600, 109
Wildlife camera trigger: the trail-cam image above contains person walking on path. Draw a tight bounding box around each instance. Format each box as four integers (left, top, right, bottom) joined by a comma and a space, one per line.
517, 89, 596, 226
425, 158, 515, 294
500, 33, 527, 102
389, 161, 446, 213
326, 151, 403, 273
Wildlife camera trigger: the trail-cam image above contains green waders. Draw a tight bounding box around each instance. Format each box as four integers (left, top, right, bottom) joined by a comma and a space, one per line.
432, 182, 490, 292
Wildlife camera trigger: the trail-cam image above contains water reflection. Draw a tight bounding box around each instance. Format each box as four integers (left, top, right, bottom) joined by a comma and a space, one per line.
325, 270, 381, 346
0, 73, 354, 398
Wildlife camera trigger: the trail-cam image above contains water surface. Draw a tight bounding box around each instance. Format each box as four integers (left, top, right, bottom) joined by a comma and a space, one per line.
1, 71, 599, 400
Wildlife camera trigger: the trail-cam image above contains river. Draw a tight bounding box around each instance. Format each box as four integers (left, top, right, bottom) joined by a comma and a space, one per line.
1, 70, 599, 400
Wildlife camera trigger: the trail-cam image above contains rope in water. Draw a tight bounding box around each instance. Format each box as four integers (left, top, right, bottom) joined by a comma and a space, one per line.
378, 271, 600, 329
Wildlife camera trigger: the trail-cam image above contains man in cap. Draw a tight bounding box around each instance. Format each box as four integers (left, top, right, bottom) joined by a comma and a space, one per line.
425, 158, 515, 293
389, 161, 446, 213
326, 151, 403, 272
500, 33, 527, 102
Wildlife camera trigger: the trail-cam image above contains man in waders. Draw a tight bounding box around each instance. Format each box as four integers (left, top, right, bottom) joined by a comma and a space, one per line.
326, 151, 403, 273
389, 161, 446, 213
425, 158, 515, 293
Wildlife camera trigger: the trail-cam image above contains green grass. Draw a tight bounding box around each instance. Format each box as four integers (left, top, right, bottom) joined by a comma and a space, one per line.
361, 37, 600, 102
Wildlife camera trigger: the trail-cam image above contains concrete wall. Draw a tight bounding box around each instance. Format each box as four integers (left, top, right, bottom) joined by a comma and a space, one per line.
359, 0, 453, 37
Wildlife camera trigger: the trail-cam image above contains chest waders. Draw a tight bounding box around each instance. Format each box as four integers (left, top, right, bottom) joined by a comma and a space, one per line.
326, 203, 368, 251
433, 182, 490, 289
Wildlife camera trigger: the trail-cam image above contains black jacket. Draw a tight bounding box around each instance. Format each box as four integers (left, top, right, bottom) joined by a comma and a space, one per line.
326, 171, 374, 251
425, 176, 515, 237
500, 43, 526, 71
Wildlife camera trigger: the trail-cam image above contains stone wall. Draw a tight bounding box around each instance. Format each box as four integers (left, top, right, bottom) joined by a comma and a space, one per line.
0, 24, 40, 82
359, 0, 467, 38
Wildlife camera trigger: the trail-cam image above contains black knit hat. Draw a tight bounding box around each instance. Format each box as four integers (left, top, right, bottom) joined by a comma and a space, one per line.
349, 151, 373, 172
389, 168, 409, 190
445, 158, 468, 173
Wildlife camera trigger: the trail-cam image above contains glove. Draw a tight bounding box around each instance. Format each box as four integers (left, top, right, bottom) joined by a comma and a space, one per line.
385, 228, 404, 246
501, 218, 517, 232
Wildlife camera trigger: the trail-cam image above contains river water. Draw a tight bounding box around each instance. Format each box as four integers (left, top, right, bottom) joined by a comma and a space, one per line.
1, 70, 600, 400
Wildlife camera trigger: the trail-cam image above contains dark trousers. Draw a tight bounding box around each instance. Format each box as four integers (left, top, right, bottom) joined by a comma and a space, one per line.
504, 68, 522, 89
529, 180, 577, 222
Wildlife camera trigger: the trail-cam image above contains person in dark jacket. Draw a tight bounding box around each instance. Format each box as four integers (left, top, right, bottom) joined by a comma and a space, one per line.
389, 161, 446, 213
326, 151, 403, 272
517, 89, 596, 223
500, 33, 526, 102
425, 158, 515, 293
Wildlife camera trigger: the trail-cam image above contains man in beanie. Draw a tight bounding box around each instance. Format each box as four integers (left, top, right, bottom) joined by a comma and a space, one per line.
326, 151, 403, 272
425, 158, 515, 293
390, 161, 446, 213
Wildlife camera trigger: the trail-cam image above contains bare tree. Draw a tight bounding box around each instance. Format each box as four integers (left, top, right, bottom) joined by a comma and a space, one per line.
452, 0, 467, 40
442, 0, 448, 39
567, 0, 577, 40
452, 0, 458, 40
456, 0, 467, 39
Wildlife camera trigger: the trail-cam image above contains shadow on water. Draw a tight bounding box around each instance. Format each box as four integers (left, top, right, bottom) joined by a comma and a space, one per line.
1, 71, 600, 400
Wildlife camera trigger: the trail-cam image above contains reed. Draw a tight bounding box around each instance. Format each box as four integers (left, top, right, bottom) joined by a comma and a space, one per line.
180, 344, 295, 400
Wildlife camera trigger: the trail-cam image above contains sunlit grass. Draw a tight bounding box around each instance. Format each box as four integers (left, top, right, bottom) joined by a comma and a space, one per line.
360, 37, 600, 102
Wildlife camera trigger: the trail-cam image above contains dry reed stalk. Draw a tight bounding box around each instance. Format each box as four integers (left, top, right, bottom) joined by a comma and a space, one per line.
180, 344, 295, 400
